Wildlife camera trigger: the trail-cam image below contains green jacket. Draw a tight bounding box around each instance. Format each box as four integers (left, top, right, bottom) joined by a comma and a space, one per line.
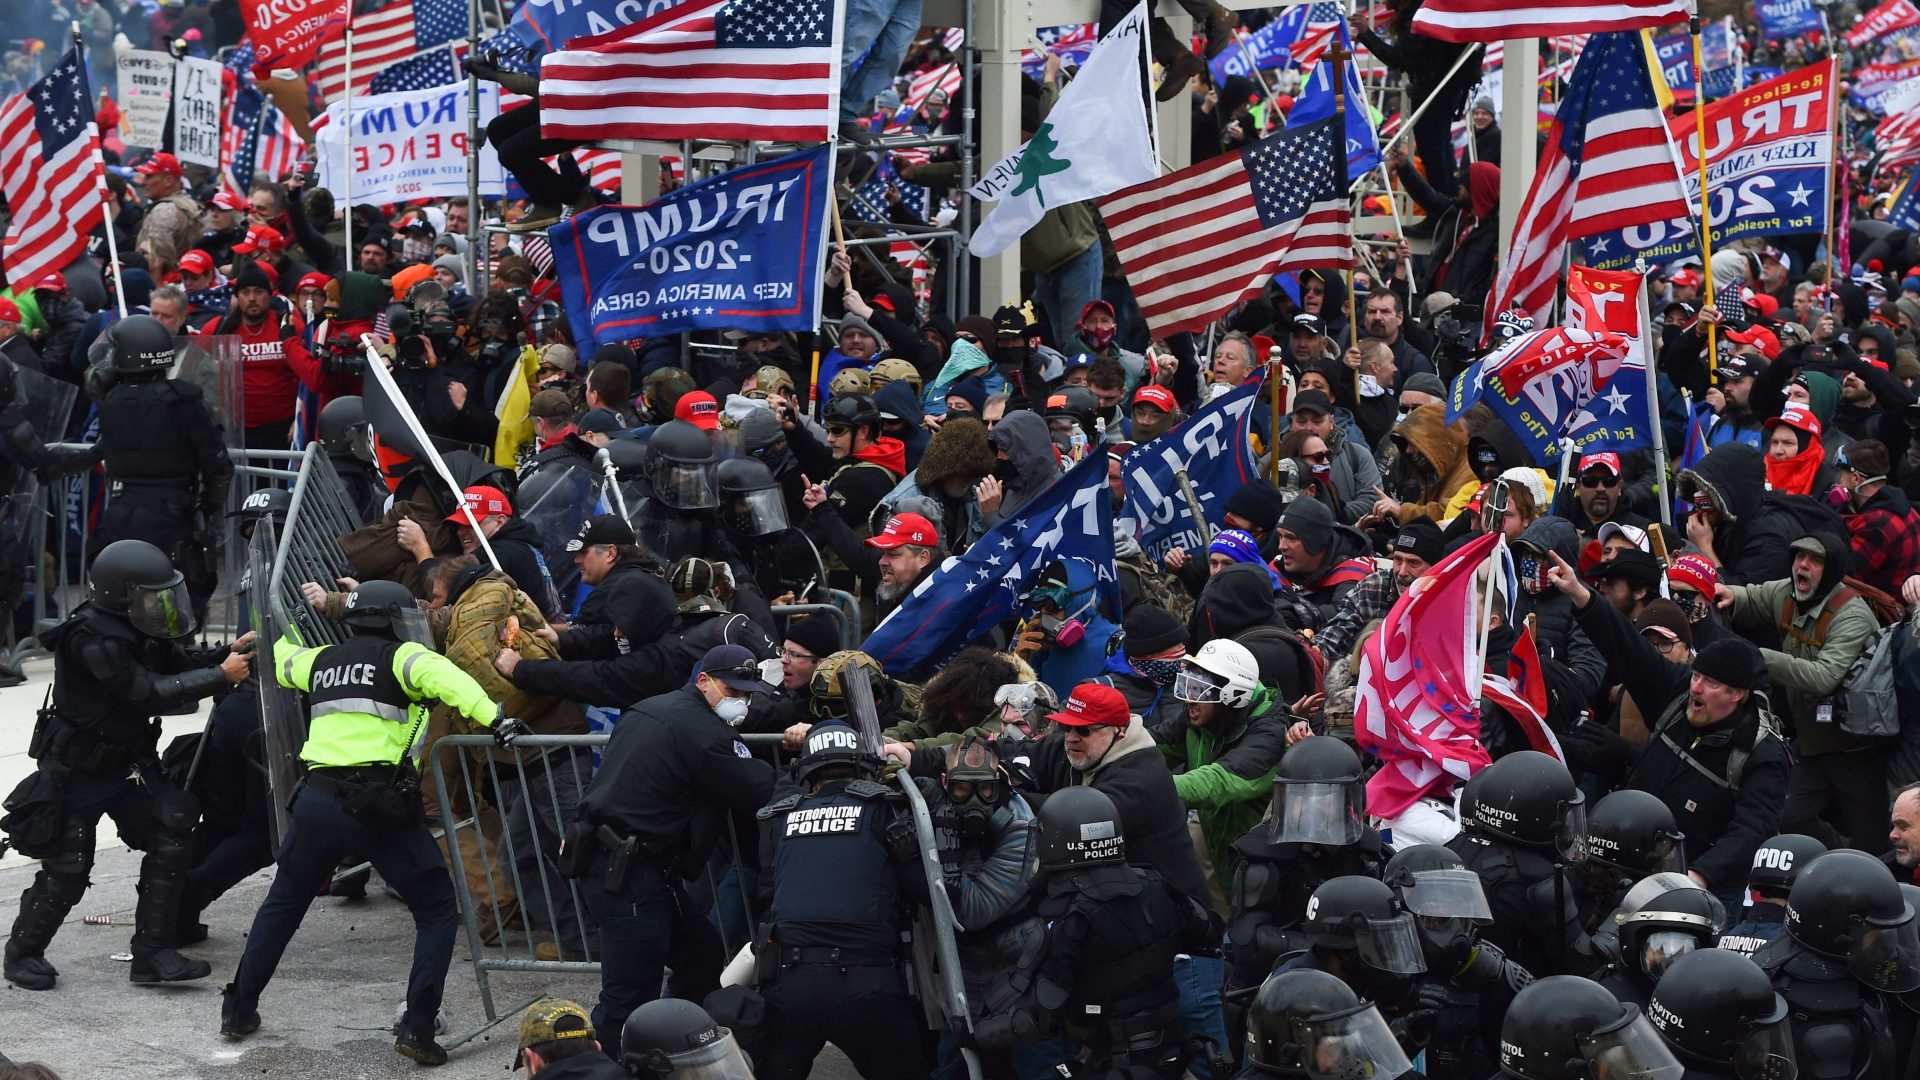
1150, 687, 1290, 892
1726, 579, 1877, 757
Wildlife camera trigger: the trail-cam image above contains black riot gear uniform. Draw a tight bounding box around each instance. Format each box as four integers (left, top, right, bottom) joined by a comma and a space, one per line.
1720, 834, 1826, 959
1598, 881, 1726, 1009
717, 456, 820, 602
1449, 751, 1596, 979
3, 541, 237, 990
1278, 877, 1428, 1057
89, 316, 233, 621
1497, 976, 1686, 1080
620, 998, 754, 1079
753, 720, 927, 1080
1648, 948, 1798, 1080
317, 395, 386, 526
1238, 968, 1417, 1080
980, 786, 1207, 1080
1580, 789, 1686, 931
1756, 850, 1916, 1080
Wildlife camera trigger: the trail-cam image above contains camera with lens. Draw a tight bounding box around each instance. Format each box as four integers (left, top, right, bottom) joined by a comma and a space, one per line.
1431, 302, 1484, 352
322, 333, 369, 375
386, 303, 434, 371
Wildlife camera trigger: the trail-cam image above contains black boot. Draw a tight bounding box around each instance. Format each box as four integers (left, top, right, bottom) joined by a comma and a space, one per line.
130, 945, 212, 984
3, 940, 57, 991
220, 983, 261, 1038
395, 1026, 449, 1066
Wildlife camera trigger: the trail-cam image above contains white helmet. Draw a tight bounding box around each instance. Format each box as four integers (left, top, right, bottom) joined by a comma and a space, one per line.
1175, 639, 1261, 709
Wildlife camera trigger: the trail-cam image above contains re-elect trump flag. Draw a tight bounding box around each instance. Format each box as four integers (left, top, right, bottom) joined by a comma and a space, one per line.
1122, 378, 1264, 563
549, 144, 833, 348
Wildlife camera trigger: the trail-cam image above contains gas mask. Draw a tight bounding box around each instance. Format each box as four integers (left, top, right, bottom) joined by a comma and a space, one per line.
1081, 324, 1116, 350
1035, 610, 1086, 648
942, 737, 1008, 840
1028, 574, 1094, 648
1128, 655, 1185, 686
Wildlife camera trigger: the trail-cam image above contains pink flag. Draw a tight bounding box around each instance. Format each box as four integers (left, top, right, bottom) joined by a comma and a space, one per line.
1352, 532, 1503, 820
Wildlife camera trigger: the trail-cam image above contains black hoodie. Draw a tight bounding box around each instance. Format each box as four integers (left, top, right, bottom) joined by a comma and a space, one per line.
1188, 563, 1284, 647
1676, 442, 1801, 588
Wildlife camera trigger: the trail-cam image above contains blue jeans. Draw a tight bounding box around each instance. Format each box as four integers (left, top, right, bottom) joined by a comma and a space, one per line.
841, 0, 924, 124
933, 1030, 1071, 1080
1033, 239, 1105, 353
1175, 954, 1228, 1080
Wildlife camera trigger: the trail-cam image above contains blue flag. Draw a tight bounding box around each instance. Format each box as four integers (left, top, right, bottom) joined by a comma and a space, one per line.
1121, 378, 1264, 563
549, 145, 833, 348
862, 454, 1119, 676
1758, 0, 1824, 38
504, 0, 690, 62
1208, 10, 1305, 87
1446, 327, 1637, 465
1289, 26, 1379, 182
1891, 176, 1920, 230
1561, 354, 1653, 456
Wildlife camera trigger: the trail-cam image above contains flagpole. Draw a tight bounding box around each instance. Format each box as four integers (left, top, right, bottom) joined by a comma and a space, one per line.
1640, 278, 1671, 528
74, 23, 126, 317
1266, 345, 1283, 484
466, 0, 483, 297
1689, 8, 1717, 380
1823, 30, 1839, 303
1329, 6, 1355, 355
342, 25, 354, 275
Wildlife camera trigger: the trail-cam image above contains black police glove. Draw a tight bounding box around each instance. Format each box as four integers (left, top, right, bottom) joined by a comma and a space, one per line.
1562, 722, 1631, 777
492, 716, 533, 748
1390, 1008, 1437, 1051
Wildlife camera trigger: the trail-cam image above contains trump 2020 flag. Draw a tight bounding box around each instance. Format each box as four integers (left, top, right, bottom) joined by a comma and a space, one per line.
1446, 324, 1633, 465
1287, 21, 1380, 182
1122, 378, 1263, 563
549, 144, 833, 348
863, 453, 1119, 676
1561, 265, 1654, 456
967, 1, 1156, 259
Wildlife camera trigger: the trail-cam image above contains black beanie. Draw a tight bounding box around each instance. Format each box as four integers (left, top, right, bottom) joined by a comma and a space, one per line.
1225, 479, 1286, 532
232, 261, 275, 294
1692, 637, 1767, 691
1392, 516, 1445, 567
1123, 604, 1187, 657
1279, 496, 1335, 555
783, 616, 841, 662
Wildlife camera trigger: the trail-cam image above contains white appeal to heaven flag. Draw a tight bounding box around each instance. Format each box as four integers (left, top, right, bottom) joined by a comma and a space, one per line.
967, 1, 1156, 259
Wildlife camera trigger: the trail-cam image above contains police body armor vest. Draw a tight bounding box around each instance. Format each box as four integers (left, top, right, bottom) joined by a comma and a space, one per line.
98, 379, 204, 487
305, 635, 412, 725
48, 607, 168, 750
1227, 835, 1381, 990
1040, 865, 1183, 1024
1761, 944, 1897, 1080
765, 782, 899, 952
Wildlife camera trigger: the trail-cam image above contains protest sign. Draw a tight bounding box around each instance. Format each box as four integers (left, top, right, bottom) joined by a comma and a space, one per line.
312, 82, 504, 206
116, 50, 175, 149
172, 57, 225, 170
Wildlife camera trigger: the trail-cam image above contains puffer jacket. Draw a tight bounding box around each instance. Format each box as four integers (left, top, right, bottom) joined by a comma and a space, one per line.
1389, 402, 1474, 524
1512, 516, 1609, 699
440, 571, 587, 763
1149, 686, 1290, 896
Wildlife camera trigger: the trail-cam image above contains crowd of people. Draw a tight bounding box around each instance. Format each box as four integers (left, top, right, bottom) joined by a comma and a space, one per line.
10, 0, 1920, 1078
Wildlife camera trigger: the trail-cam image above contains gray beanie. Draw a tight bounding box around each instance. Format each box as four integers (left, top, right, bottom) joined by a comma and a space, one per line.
838, 312, 888, 350
1279, 495, 1335, 555
739, 406, 784, 452
1403, 372, 1447, 399
1472, 96, 1494, 115
432, 253, 467, 291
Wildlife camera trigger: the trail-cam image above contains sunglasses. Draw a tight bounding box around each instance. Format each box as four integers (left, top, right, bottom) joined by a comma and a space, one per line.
826, 425, 851, 437
1301, 450, 1331, 464
1580, 474, 1620, 488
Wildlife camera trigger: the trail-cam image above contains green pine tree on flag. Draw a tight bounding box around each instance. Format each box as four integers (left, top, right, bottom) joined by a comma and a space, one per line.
1010, 122, 1072, 207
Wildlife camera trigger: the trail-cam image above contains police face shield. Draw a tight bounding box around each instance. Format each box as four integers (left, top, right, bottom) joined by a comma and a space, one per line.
1395, 868, 1494, 922
1639, 930, 1703, 980
730, 486, 789, 536
1269, 779, 1366, 846
1577, 1010, 1686, 1080
1643, 831, 1688, 876
1732, 1016, 1798, 1080
1848, 910, 1920, 992
657, 460, 719, 510
1555, 794, 1589, 863
1174, 665, 1231, 704
1289, 1002, 1415, 1080
395, 605, 435, 648
1353, 914, 1428, 976
633, 1030, 755, 1080
127, 573, 198, 639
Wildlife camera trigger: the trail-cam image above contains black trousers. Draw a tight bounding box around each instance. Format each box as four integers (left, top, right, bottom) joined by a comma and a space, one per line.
759, 961, 929, 1080
487, 102, 586, 208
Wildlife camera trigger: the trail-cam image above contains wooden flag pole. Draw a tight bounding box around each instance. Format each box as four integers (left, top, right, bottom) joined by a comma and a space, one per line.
73, 23, 126, 317
1823, 32, 1839, 307
342, 25, 354, 271
1688, 12, 1717, 380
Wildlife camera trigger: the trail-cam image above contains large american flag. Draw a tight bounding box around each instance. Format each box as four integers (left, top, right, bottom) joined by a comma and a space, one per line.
1289, 2, 1345, 67
221, 84, 308, 197
1411, 0, 1685, 43
0, 46, 105, 289
1099, 115, 1352, 336
313, 0, 467, 102
538, 0, 838, 143
1487, 32, 1689, 328
369, 43, 464, 94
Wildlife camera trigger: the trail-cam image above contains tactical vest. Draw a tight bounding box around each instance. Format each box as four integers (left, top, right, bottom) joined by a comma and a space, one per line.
304, 636, 412, 725
1039, 865, 1183, 1023
98, 379, 206, 488
764, 782, 898, 950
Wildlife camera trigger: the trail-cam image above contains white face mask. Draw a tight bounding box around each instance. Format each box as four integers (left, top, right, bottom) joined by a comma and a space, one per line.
714, 695, 750, 725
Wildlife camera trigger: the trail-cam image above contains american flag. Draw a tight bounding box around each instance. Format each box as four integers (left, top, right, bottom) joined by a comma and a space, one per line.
369, 44, 463, 94
0, 47, 105, 289
223, 42, 257, 80
1099, 115, 1352, 336
898, 62, 961, 119
1289, 2, 1345, 67
1713, 278, 1753, 328
313, 0, 467, 102
1877, 105, 1920, 169
1411, 0, 1685, 43
1486, 32, 1689, 328
1020, 23, 1098, 78
851, 156, 932, 222
221, 84, 309, 196
538, 0, 838, 143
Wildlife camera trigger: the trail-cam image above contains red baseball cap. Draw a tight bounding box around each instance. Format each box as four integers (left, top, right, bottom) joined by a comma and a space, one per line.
1724, 325, 1780, 360
675, 390, 720, 431
176, 250, 214, 276
1766, 403, 1821, 441
448, 484, 513, 523
864, 512, 938, 550
1046, 683, 1131, 729
31, 271, 65, 292
136, 152, 182, 178
0, 297, 20, 324
1132, 385, 1177, 413
1669, 267, 1702, 288
296, 271, 332, 293
1578, 452, 1621, 477
208, 190, 247, 212
233, 225, 286, 255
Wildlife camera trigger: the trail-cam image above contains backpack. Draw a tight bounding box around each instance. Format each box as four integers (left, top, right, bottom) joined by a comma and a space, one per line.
1117, 551, 1196, 627
1783, 582, 1908, 741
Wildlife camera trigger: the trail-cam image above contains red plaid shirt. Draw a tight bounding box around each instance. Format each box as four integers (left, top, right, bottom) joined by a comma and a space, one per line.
1846, 487, 1920, 595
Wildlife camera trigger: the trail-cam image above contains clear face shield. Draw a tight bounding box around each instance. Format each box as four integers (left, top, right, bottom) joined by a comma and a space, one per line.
1577, 1010, 1686, 1080
1353, 913, 1428, 976
1289, 1002, 1415, 1080
1849, 911, 1920, 993
1269, 780, 1366, 846
1395, 868, 1492, 957
657, 459, 719, 510
1174, 666, 1230, 704
127, 573, 197, 639
1555, 795, 1589, 864
731, 487, 789, 536
1639, 929, 1703, 980
395, 606, 435, 648
1732, 1017, 1799, 1080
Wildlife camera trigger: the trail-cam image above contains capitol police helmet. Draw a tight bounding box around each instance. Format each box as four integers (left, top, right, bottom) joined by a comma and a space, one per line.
107, 314, 178, 374
88, 539, 195, 639
1498, 976, 1683, 1080
1302, 876, 1427, 976
1243, 968, 1414, 1079
1783, 849, 1920, 992
1460, 750, 1586, 860
1037, 786, 1126, 872
340, 578, 432, 644
618, 998, 753, 1079
1585, 789, 1686, 880
1648, 949, 1796, 1080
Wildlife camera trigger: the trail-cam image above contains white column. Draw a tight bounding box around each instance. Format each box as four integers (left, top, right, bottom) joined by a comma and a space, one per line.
1497, 36, 1536, 264
972, 0, 1025, 312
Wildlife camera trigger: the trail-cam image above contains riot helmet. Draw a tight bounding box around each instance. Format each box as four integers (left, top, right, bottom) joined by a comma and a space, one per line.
790, 719, 873, 785
716, 457, 788, 536
1783, 849, 1920, 992
1586, 790, 1687, 879
822, 392, 882, 445
1267, 735, 1366, 847
1498, 976, 1684, 1080
88, 540, 195, 639
618, 998, 753, 1079
107, 314, 177, 374
318, 395, 374, 462
1037, 786, 1126, 872
1616, 881, 1726, 983
1460, 750, 1587, 861
1045, 384, 1101, 445
1746, 834, 1827, 901
1649, 949, 1796, 1080
1383, 844, 1492, 962
808, 650, 888, 721
1243, 968, 1414, 1080
339, 578, 431, 644
1302, 876, 1427, 976
230, 487, 293, 542
643, 420, 719, 510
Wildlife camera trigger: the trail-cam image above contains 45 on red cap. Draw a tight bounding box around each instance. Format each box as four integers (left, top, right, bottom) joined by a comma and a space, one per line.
865, 512, 938, 549
1046, 683, 1131, 729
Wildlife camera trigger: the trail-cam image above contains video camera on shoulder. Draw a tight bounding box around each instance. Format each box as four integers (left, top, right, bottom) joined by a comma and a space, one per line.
386, 303, 435, 371
1431, 302, 1484, 354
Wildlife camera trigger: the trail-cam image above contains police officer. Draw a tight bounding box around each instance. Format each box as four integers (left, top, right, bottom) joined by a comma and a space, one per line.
3, 540, 250, 990
977, 786, 1206, 1080
1594, 879, 1725, 1009
1754, 849, 1915, 1079
1717, 833, 1826, 959
1648, 948, 1799, 1080
88, 314, 234, 622
717, 456, 819, 604
619, 998, 755, 1079
220, 579, 517, 1065
572, 643, 778, 1056
1237, 968, 1419, 1080
1280, 876, 1428, 1054
753, 720, 927, 1079
630, 418, 727, 562
1226, 737, 1388, 1045
1578, 790, 1687, 934
1495, 976, 1686, 1080
1448, 750, 1597, 977
317, 395, 387, 526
